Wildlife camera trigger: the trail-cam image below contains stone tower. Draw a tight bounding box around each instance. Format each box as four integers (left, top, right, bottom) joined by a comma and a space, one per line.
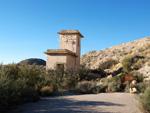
44, 30, 84, 69
58, 30, 83, 66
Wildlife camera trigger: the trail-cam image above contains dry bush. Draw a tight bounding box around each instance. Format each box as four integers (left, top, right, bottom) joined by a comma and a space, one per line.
40, 86, 53, 96
76, 81, 96, 94
140, 86, 150, 112
40, 84, 57, 96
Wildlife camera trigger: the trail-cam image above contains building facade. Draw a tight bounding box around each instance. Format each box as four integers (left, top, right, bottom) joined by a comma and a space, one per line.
44, 30, 84, 69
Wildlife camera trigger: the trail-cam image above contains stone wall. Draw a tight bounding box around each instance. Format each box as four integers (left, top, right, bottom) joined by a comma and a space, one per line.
66, 55, 76, 69
46, 55, 67, 69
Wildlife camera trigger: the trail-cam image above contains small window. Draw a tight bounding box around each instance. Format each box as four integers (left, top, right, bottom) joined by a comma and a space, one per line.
56, 64, 64, 70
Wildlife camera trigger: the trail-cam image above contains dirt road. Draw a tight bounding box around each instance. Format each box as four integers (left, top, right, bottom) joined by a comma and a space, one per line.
10, 93, 142, 113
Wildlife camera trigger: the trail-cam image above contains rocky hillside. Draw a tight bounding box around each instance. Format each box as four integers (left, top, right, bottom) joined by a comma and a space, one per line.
81, 37, 150, 81
18, 58, 46, 66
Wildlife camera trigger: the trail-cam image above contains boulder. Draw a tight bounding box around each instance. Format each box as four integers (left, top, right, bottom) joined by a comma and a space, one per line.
129, 88, 138, 94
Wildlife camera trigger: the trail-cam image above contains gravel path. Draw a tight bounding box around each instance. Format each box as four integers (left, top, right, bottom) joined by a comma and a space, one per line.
10, 93, 142, 113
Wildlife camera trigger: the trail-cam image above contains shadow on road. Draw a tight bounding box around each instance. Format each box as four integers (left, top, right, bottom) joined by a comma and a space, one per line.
10, 96, 124, 113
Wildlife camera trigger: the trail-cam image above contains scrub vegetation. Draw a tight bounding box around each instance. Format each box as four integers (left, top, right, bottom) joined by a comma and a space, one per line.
0, 57, 149, 112
0, 63, 101, 112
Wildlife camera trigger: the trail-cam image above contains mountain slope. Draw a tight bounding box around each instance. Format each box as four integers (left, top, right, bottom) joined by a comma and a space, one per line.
81, 37, 150, 80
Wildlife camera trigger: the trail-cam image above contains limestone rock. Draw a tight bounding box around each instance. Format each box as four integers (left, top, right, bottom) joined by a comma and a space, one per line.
131, 80, 137, 85
107, 75, 112, 79
96, 81, 103, 86
130, 88, 138, 94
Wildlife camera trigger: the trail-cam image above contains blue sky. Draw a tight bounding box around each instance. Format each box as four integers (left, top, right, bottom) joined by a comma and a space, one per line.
0, 0, 150, 64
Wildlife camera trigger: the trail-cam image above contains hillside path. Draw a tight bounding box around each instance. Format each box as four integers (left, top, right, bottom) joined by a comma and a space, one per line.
10, 93, 142, 113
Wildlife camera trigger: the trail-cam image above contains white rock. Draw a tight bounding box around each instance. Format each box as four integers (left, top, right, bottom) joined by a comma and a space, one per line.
107, 75, 112, 79
130, 88, 138, 94
132, 88, 138, 93
131, 80, 137, 85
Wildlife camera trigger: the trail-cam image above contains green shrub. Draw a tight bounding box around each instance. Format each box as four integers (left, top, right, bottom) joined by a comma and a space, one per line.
138, 48, 145, 53
76, 65, 91, 81
122, 55, 145, 73
99, 59, 118, 70
107, 82, 121, 92
140, 86, 150, 112
0, 64, 45, 111
62, 78, 76, 90
46, 67, 77, 91
0, 74, 25, 107
58, 88, 66, 96
133, 74, 144, 83
0, 63, 92, 111
76, 81, 96, 94
0, 75, 39, 112
129, 71, 144, 83
104, 74, 126, 92
106, 77, 121, 92
133, 59, 144, 69
130, 83, 147, 93
18, 64, 46, 86
122, 55, 132, 73
0, 74, 12, 109
46, 65, 91, 91
94, 84, 106, 93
